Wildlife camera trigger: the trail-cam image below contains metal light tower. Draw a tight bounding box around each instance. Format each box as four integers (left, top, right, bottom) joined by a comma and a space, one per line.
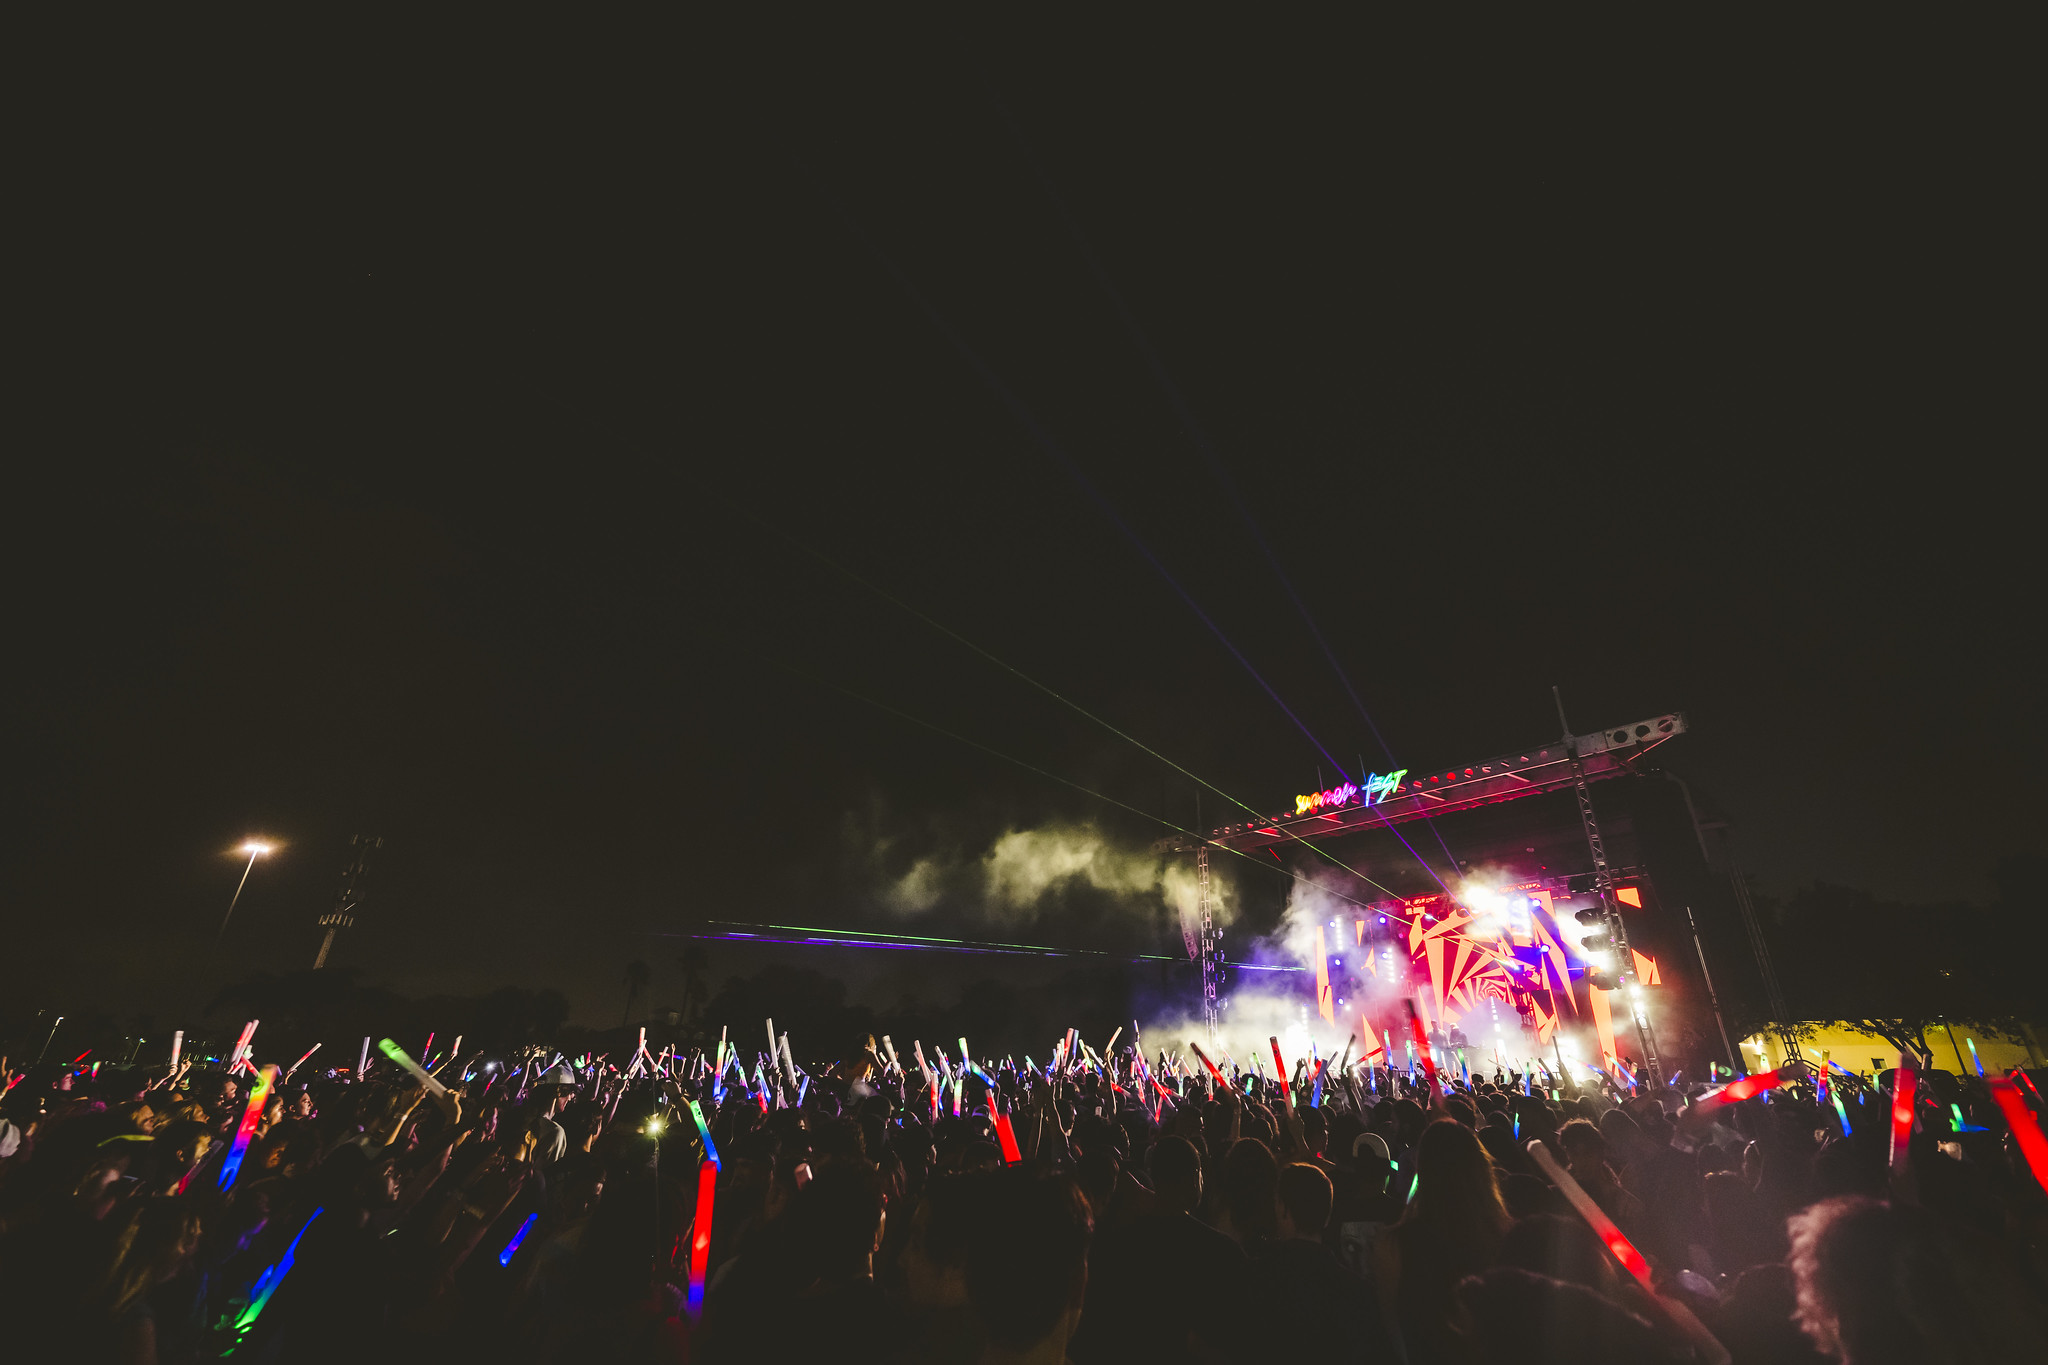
1197, 844, 1219, 1040
312, 835, 381, 969
1553, 687, 1661, 1086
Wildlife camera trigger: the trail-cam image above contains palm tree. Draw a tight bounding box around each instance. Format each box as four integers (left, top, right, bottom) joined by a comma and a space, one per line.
622, 959, 651, 1026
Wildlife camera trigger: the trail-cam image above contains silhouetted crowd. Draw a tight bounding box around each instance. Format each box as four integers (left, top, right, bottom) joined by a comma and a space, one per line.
2, 1032, 2045, 1363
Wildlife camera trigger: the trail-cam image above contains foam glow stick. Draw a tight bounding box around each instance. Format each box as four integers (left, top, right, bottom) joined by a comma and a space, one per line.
1188, 1041, 1226, 1087
286, 1044, 320, 1081
1694, 1068, 1783, 1110
1065, 1027, 1079, 1068
1888, 1052, 1918, 1176
2015, 1068, 2047, 1108
994, 1113, 1023, 1163
1967, 1038, 1984, 1078
1832, 1093, 1852, 1136
882, 1035, 899, 1071
170, 1030, 183, 1070
232, 1207, 322, 1341
1988, 1077, 2048, 1193
1270, 1037, 1294, 1112
1526, 1139, 1652, 1287
219, 1065, 277, 1191
376, 1038, 449, 1096
1402, 1000, 1436, 1086
499, 1211, 539, 1267
228, 1020, 259, 1072
686, 1161, 717, 1316
686, 1098, 721, 1170
765, 1020, 779, 1082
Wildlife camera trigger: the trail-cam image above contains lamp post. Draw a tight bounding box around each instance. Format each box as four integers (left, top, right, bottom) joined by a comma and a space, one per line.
218, 841, 275, 940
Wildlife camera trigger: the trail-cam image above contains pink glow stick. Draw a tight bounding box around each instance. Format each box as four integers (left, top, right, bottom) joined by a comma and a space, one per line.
228, 1020, 259, 1072
1189, 1041, 1227, 1087
285, 1044, 320, 1080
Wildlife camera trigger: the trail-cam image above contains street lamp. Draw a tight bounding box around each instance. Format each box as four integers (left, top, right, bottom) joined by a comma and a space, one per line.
218, 841, 276, 939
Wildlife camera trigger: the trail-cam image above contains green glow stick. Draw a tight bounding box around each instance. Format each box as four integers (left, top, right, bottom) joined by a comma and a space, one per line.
377, 1038, 448, 1096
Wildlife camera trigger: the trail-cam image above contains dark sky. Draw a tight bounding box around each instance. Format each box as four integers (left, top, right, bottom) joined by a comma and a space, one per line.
7, 23, 2037, 1029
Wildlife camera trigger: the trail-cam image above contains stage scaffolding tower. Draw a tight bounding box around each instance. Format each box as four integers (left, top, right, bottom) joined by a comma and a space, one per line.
1198, 843, 1219, 1041
1554, 689, 1662, 1086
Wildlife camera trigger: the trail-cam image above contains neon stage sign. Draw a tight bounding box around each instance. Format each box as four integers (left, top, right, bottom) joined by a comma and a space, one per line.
1295, 770, 1406, 816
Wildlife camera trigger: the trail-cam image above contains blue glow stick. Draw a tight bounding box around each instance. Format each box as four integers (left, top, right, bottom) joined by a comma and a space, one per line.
498, 1210, 539, 1267
1832, 1094, 1852, 1136
1967, 1038, 1984, 1078
687, 1099, 720, 1170
229, 1207, 323, 1348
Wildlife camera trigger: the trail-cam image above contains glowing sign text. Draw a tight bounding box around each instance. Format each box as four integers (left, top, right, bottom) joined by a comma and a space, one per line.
1295, 770, 1407, 816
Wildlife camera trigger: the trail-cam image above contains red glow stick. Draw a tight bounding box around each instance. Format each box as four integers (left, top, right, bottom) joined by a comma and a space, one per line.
686, 1160, 717, 1316
1403, 999, 1437, 1086
1188, 1041, 1226, 1087
1526, 1139, 1652, 1287
1988, 1077, 2048, 1193
994, 1113, 1022, 1164
1526, 1138, 1728, 1357
1693, 1068, 1782, 1110
71, 1049, 92, 1066
2012, 1068, 2045, 1108
1269, 1036, 1295, 1113
1889, 1052, 1918, 1176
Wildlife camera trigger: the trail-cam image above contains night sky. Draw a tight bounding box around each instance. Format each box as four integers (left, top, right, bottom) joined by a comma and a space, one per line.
7, 25, 2036, 1032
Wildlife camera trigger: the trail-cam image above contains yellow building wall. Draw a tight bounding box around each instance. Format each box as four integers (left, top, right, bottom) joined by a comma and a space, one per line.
1739, 1023, 2043, 1079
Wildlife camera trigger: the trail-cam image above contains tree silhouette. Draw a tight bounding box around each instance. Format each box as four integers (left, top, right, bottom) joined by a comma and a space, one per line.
676, 944, 710, 1022
622, 959, 651, 1026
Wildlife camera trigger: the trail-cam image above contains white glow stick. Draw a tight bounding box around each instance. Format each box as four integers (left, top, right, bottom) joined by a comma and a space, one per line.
358, 1037, 370, 1079
229, 1019, 260, 1072
169, 1030, 183, 1070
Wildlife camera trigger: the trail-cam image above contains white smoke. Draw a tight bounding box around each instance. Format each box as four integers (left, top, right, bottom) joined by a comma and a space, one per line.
1252, 863, 1364, 970
1139, 988, 1357, 1077
881, 820, 1230, 930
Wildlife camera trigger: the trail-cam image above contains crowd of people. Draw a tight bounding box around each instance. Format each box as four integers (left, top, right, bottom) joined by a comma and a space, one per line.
1, 1025, 2045, 1363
